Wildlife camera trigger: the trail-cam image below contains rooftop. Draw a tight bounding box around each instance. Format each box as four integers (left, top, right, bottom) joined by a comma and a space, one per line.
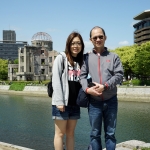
31, 32, 52, 42
134, 10, 150, 20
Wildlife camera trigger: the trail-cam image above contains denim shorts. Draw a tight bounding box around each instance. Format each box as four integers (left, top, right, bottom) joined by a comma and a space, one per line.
52, 105, 80, 120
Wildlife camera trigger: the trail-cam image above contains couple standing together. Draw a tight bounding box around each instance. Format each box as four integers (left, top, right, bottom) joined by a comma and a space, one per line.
51, 26, 124, 150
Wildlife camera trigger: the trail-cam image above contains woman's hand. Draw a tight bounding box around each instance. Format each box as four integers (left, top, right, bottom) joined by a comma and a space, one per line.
56, 105, 65, 112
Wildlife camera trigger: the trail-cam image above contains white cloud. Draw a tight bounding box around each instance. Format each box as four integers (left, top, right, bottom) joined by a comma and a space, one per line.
84, 40, 93, 53
118, 41, 129, 45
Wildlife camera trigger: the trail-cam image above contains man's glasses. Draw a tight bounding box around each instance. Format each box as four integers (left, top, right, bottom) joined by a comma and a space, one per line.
92, 35, 104, 41
71, 42, 81, 47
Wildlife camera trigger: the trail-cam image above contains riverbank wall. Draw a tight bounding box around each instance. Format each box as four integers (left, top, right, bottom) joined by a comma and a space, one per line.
0, 140, 150, 150
0, 85, 150, 102
0, 141, 34, 150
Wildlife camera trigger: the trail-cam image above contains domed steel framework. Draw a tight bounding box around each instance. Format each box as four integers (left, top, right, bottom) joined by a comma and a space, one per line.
31, 32, 52, 41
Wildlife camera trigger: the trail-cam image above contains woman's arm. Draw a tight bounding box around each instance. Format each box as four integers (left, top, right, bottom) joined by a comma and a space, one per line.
52, 55, 65, 106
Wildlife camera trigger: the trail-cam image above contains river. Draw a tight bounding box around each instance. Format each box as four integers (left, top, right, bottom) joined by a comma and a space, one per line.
0, 94, 150, 150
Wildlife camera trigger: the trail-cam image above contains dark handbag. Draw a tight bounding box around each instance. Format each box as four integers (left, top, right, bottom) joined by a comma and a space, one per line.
77, 53, 93, 108
76, 88, 89, 108
77, 82, 95, 108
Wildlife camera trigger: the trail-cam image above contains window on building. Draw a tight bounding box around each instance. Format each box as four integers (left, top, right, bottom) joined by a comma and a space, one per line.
49, 57, 52, 62
21, 66, 24, 72
21, 56, 24, 62
14, 68, 18, 73
139, 24, 142, 29
49, 67, 52, 72
41, 69, 45, 74
41, 50, 44, 54
21, 49, 24, 53
41, 59, 45, 65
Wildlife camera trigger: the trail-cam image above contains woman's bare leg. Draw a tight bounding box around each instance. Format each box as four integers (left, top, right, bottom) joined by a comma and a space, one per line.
54, 120, 67, 150
66, 120, 77, 150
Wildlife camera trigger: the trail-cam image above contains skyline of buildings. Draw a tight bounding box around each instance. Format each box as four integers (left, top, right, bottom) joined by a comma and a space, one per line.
8, 32, 58, 81
2, 9, 150, 81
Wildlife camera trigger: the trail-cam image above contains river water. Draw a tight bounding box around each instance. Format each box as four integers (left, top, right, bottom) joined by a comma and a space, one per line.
0, 94, 150, 150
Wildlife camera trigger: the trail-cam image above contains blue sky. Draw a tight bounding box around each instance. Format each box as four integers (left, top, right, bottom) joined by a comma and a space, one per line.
0, 0, 150, 52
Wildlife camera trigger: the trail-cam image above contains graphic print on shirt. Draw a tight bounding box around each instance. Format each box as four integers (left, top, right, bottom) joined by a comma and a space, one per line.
68, 61, 80, 82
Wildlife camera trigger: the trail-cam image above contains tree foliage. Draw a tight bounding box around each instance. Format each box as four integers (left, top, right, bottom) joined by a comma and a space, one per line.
0, 59, 8, 80
112, 41, 150, 79
14, 59, 18, 64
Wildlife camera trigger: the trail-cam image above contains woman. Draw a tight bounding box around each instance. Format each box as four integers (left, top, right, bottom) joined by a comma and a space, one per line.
52, 31, 84, 150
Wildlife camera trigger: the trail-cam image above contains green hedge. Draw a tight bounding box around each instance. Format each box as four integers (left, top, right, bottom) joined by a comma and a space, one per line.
8, 80, 50, 91
9, 82, 26, 91
122, 79, 150, 86
141, 148, 150, 150
133, 148, 150, 150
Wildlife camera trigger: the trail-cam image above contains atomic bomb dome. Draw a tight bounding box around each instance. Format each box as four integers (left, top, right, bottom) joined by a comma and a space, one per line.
31, 32, 52, 42
31, 32, 53, 51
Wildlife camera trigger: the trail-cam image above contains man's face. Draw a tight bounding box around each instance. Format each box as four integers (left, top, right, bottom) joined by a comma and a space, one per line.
90, 28, 106, 49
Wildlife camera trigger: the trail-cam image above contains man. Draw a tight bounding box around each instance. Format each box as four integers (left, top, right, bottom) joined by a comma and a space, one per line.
80, 26, 123, 150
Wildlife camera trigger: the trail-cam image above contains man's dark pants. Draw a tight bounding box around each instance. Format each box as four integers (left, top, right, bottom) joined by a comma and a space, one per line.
88, 95, 118, 150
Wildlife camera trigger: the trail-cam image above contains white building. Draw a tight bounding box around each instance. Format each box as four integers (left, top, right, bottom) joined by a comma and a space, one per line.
8, 32, 59, 81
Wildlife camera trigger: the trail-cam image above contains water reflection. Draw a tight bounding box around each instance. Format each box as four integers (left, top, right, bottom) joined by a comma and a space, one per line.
0, 95, 150, 150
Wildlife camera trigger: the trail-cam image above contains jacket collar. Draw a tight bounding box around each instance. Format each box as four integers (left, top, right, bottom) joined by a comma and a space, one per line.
93, 47, 107, 55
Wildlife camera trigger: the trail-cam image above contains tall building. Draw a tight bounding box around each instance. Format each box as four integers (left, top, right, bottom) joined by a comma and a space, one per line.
133, 10, 150, 45
3, 30, 16, 43
0, 41, 27, 60
0, 30, 27, 60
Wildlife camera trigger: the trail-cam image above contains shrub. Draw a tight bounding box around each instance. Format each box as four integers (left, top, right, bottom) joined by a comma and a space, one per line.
122, 79, 150, 86
141, 148, 150, 150
9, 82, 26, 91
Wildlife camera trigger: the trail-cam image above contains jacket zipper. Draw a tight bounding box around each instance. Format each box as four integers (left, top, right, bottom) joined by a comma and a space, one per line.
97, 53, 104, 100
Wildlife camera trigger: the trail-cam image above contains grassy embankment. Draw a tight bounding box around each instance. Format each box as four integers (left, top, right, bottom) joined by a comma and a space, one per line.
1, 79, 150, 91
122, 79, 150, 86
4, 80, 50, 91
133, 148, 150, 150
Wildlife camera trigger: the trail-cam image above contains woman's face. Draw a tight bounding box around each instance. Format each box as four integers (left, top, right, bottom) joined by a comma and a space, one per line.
70, 37, 82, 57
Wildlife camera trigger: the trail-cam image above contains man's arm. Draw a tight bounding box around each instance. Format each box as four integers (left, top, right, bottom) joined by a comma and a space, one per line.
80, 57, 102, 96
105, 55, 124, 90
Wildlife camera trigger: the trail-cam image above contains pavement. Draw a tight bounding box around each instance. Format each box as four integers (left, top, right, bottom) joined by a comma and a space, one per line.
104, 140, 150, 150
0, 142, 34, 150
0, 140, 150, 150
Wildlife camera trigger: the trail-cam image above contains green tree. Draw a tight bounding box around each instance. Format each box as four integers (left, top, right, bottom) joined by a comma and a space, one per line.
132, 42, 150, 78
112, 45, 136, 80
0, 59, 8, 80
14, 59, 18, 64
112, 41, 150, 79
